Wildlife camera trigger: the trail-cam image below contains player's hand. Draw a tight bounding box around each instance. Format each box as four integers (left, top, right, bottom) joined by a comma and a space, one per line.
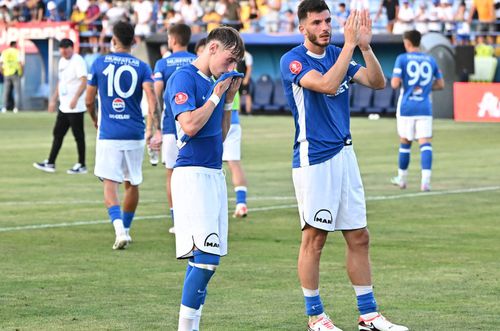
69, 98, 78, 110
213, 76, 233, 98
358, 10, 373, 51
343, 9, 360, 48
48, 100, 56, 113
226, 77, 242, 101
149, 130, 162, 151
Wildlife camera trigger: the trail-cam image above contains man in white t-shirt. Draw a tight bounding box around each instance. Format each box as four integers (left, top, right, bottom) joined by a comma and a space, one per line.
34, 39, 89, 174
133, 0, 153, 43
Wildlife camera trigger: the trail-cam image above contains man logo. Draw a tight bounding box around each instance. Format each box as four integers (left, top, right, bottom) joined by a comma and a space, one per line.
204, 233, 220, 248
314, 209, 333, 225
175, 92, 188, 105
289, 60, 302, 75
112, 98, 126, 112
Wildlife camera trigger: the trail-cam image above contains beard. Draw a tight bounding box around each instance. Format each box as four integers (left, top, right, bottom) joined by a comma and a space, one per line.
307, 32, 331, 47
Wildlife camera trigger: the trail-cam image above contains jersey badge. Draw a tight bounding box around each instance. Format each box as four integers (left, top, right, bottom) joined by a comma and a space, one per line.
289, 60, 302, 75
175, 92, 188, 105
112, 98, 125, 112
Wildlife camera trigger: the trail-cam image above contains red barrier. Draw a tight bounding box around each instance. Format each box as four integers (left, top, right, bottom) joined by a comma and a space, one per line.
454, 82, 500, 122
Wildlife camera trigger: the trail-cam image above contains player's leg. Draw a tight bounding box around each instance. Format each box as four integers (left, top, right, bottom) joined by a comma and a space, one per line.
103, 179, 128, 250
66, 112, 87, 174
162, 134, 178, 233
48, 111, 70, 165
392, 117, 413, 188
122, 181, 139, 243
227, 160, 248, 217
120, 147, 144, 242
416, 118, 433, 191
178, 251, 219, 331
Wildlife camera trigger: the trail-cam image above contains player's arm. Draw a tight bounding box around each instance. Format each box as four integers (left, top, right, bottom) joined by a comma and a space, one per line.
85, 85, 98, 128
144, 81, 162, 148
48, 82, 59, 113
177, 77, 233, 137
352, 10, 385, 89
70, 76, 87, 109
154, 80, 165, 116
299, 10, 360, 94
222, 77, 242, 141
391, 76, 401, 89
432, 78, 445, 91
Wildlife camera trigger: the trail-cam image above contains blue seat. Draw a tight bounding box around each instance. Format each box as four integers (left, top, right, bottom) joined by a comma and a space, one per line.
386, 87, 400, 114
267, 78, 288, 111
366, 79, 393, 114
350, 83, 373, 114
252, 74, 273, 111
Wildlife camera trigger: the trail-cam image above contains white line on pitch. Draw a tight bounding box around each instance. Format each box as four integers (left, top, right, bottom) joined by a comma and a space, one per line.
0, 186, 499, 233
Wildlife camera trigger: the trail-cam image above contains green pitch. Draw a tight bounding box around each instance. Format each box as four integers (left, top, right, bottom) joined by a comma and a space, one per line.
0, 112, 499, 330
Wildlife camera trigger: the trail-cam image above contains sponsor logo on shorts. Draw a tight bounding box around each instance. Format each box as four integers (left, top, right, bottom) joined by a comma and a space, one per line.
314, 209, 333, 224
175, 92, 188, 105
112, 98, 126, 112
289, 60, 302, 75
204, 233, 220, 248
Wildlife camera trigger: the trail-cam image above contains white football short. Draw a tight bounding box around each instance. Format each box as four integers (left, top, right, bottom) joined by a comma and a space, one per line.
162, 134, 178, 168
292, 145, 367, 232
222, 124, 241, 161
397, 116, 433, 141
94, 140, 145, 186
171, 166, 228, 258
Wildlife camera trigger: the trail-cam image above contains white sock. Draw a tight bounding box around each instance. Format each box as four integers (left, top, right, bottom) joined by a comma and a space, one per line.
192, 304, 203, 330
421, 169, 431, 185
302, 287, 319, 297
178, 304, 197, 331
352, 285, 373, 296
112, 219, 125, 237
398, 169, 408, 180
125, 228, 130, 237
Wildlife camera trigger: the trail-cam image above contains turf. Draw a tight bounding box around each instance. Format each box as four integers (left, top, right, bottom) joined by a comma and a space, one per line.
0, 112, 499, 330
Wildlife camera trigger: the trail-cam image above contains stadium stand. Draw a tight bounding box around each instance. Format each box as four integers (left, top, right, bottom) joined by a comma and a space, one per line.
350, 83, 374, 114
365, 78, 394, 114
252, 74, 273, 112
268, 77, 288, 112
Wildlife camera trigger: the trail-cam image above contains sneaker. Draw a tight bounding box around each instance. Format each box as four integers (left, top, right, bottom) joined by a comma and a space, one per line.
67, 163, 87, 174
13, 107, 18, 113
33, 160, 55, 173
308, 314, 343, 331
358, 313, 408, 331
233, 203, 248, 218
112, 234, 129, 250
1, 107, 6, 113
390, 176, 407, 189
421, 183, 431, 192
125, 234, 133, 244
168, 226, 175, 234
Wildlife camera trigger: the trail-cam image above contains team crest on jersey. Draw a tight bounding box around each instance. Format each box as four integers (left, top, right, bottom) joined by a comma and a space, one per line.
175, 92, 188, 105
112, 98, 126, 112
153, 72, 162, 79
289, 60, 302, 74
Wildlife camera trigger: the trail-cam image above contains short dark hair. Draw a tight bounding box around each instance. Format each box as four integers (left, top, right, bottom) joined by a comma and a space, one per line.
403, 30, 421, 47
59, 38, 73, 48
9, 41, 16, 47
298, 0, 330, 22
194, 37, 207, 54
168, 24, 192, 47
206, 26, 245, 61
113, 21, 135, 48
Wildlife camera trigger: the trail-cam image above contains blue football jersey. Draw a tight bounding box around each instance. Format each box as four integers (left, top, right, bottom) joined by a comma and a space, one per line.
88, 52, 153, 140
280, 44, 361, 168
392, 52, 442, 117
153, 51, 196, 134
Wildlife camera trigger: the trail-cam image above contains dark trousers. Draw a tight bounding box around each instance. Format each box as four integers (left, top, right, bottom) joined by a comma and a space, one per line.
48, 111, 86, 166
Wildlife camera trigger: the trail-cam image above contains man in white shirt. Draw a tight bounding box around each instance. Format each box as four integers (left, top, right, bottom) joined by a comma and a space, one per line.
33, 39, 88, 174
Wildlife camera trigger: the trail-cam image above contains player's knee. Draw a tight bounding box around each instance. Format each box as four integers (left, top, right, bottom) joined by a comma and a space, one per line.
302, 228, 328, 252
349, 228, 370, 248
192, 250, 220, 271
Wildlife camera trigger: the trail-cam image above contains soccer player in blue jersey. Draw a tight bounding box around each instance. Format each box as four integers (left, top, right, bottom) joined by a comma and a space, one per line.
153, 23, 197, 234
280, 1, 408, 330
85, 21, 162, 250
195, 38, 249, 218
166, 27, 244, 331
390, 30, 444, 192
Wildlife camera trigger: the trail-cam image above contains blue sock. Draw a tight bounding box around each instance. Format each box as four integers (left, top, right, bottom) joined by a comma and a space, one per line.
170, 208, 174, 225
357, 292, 378, 315
235, 186, 247, 205
304, 295, 324, 316
107, 205, 121, 224
181, 252, 220, 309
420, 143, 432, 170
398, 143, 411, 171
122, 211, 135, 229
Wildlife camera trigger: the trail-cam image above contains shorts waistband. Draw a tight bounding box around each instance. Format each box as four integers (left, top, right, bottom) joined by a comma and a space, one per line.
173, 166, 223, 175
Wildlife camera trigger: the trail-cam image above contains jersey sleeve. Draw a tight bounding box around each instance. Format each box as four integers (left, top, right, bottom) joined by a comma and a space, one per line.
87, 59, 99, 86
392, 55, 404, 78
141, 63, 153, 84
153, 59, 164, 82
280, 51, 313, 86
167, 70, 198, 119
75, 56, 88, 78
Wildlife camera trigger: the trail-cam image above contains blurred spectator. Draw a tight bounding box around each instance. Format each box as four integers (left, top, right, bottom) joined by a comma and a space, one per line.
221, 0, 241, 30
46, 1, 62, 21
100, 0, 128, 51
29, 0, 45, 22
475, 35, 495, 57
246, 0, 260, 32
0, 41, 23, 113
70, 4, 86, 32
12, 4, 31, 22
439, 0, 455, 35
375, 0, 399, 33
334, 2, 349, 32
160, 44, 171, 58
0, 5, 12, 25
454, 0, 471, 45
393, 0, 414, 35
495, 0, 500, 32
85, 0, 101, 48
414, 2, 428, 34
174, 0, 203, 32
263, 0, 282, 33
237, 49, 253, 115
133, 0, 153, 43
469, 0, 496, 34
280, 8, 296, 32
161, 8, 182, 32
427, 0, 443, 32
202, 4, 221, 32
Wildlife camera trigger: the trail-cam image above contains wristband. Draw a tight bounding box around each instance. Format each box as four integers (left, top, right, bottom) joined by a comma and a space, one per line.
208, 94, 220, 107
223, 103, 233, 111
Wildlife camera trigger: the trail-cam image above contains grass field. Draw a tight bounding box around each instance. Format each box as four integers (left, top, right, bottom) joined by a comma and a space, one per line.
1, 112, 499, 330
